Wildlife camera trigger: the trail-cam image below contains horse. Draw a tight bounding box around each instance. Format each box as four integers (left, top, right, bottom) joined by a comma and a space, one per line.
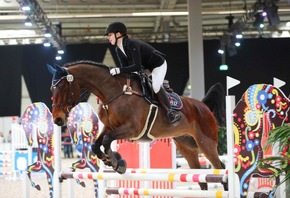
67, 102, 100, 197
18, 102, 55, 198
48, 60, 226, 190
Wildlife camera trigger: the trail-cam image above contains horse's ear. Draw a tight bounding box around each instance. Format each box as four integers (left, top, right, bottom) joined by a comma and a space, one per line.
54, 64, 66, 73
47, 64, 56, 74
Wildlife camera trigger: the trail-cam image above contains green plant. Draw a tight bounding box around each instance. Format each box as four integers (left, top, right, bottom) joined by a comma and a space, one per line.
257, 125, 290, 193
218, 126, 227, 155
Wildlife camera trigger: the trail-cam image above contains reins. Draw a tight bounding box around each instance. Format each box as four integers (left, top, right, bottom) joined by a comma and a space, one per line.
52, 74, 75, 115
52, 65, 144, 131
100, 75, 143, 131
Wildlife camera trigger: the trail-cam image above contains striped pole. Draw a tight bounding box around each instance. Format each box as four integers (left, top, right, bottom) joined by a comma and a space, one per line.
105, 187, 228, 197
103, 168, 227, 175
0, 171, 11, 175
60, 171, 227, 183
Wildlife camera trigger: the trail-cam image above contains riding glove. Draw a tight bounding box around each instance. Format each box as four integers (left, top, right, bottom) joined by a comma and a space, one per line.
110, 68, 120, 75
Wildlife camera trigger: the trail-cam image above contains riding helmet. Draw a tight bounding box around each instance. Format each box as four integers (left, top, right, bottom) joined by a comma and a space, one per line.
104, 22, 127, 35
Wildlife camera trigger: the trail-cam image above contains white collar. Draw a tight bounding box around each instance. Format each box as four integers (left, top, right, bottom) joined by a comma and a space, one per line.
118, 39, 127, 56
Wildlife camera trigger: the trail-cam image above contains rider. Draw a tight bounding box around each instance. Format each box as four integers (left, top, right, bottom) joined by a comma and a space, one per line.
104, 22, 181, 125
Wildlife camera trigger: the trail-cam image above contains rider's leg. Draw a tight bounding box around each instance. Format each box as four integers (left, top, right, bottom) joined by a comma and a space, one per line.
152, 62, 181, 125
156, 87, 181, 125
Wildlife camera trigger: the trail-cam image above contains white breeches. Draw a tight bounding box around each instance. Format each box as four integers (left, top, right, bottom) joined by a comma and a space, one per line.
151, 60, 167, 93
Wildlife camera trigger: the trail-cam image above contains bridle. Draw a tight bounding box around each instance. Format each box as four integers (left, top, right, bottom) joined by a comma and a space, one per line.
51, 73, 75, 115
51, 69, 114, 116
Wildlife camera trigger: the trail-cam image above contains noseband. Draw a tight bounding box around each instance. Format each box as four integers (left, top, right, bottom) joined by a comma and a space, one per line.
52, 74, 75, 115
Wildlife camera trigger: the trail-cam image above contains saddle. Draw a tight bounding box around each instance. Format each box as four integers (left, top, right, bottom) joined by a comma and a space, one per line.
139, 73, 183, 110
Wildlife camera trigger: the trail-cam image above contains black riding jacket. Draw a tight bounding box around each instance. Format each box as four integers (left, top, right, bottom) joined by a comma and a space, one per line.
115, 37, 165, 73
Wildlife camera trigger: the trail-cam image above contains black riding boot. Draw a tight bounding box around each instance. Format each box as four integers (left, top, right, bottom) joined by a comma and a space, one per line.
156, 88, 181, 125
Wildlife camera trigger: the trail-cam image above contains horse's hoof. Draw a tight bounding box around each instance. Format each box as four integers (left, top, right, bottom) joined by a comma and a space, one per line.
112, 151, 122, 160
114, 159, 127, 174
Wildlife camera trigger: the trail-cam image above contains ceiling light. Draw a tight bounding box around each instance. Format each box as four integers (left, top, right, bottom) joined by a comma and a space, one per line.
236, 34, 243, 39
57, 49, 64, 54
235, 42, 241, 47
264, 4, 280, 26
43, 39, 51, 47
253, 12, 265, 29
20, 2, 31, 13
24, 17, 32, 27
44, 32, 52, 38
55, 55, 62, 60
218, 49, 224, 54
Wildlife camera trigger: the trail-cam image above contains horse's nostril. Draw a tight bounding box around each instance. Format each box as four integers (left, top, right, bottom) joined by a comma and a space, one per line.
55, 117, 64, 126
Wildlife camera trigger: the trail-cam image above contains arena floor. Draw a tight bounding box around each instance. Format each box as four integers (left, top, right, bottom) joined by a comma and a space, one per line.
0, 157, 97, 198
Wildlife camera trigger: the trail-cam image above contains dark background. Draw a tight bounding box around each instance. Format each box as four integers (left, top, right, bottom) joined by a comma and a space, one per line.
1, 38, 289, 116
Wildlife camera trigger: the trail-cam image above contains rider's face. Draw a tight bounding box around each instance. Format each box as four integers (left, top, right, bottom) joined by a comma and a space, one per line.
107, 33, 116, 45
107, 32, 122, 46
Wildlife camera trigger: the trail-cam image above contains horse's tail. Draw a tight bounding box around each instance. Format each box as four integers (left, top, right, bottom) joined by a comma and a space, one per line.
202, 83, 226, 127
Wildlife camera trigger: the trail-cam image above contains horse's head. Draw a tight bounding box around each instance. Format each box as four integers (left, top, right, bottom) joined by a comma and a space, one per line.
48, 64, 81, 126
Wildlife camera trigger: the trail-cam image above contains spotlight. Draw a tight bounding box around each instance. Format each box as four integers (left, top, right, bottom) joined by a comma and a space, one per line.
236, 34, 243, 39
20, 2, 31, 13
218, 49, 224, 54
253, 12, 265, 29
235, 42, 241, 47
55, 55, 62, 60
264, 4, 280, 26
44, 32, 51, 38
57, 49, 64, 54
24, 17, 32, 27
43, 39, 51, 47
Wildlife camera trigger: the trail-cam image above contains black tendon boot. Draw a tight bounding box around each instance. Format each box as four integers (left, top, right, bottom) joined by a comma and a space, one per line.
156, 87, 181, 125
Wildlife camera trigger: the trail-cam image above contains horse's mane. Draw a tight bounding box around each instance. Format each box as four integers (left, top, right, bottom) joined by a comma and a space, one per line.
63, 60, 109, 69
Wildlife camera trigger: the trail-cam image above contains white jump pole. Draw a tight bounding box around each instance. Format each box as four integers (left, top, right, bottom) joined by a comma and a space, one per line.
53, 125, 62, 198
139, 142, 151, 192
226, 95, 237, 198
226, 76, 240, 198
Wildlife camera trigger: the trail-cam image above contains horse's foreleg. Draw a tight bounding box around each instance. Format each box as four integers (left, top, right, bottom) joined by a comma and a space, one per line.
102, 134, 127, 174
193, 128, 228, 191
91, 133, 110, 165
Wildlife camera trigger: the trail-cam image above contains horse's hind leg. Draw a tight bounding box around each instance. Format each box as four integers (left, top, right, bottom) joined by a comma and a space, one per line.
193, 131, 228, 190
92, 133, 111, 165
173, 136, 208, 190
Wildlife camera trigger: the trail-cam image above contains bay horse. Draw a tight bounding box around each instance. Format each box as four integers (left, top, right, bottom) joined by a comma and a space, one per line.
48, 60, 226, 190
